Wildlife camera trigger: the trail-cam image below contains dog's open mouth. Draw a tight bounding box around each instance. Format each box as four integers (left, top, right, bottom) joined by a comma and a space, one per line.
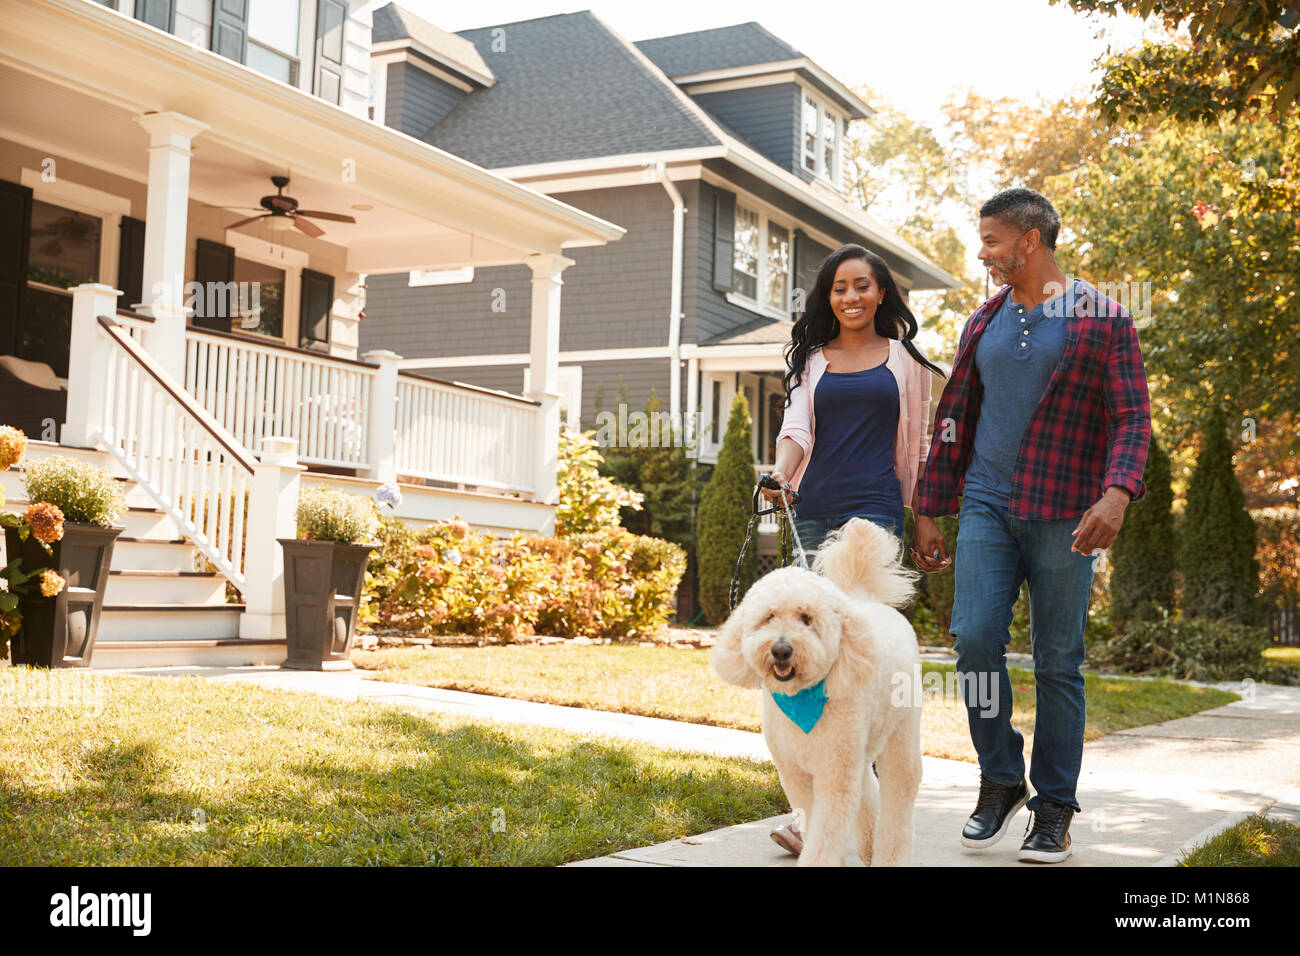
773, 662, 796, 681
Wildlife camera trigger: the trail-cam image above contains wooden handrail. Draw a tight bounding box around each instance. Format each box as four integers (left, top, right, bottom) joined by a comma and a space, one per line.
98, 315, 257, 473
116, 306, 156, 323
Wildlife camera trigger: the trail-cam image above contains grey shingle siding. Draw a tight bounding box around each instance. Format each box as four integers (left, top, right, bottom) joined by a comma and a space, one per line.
360, 184, 675, 360
691, 84, 800, 174
635, 23, 803, 77
384, 61, 467, 138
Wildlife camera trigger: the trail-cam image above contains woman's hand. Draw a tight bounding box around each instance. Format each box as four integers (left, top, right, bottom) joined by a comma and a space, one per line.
761, 470, 796, 508
911, 514, 951, 572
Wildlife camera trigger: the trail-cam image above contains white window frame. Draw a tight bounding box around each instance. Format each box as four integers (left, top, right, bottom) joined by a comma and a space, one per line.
800, 85, 845, 188
726, 201, 794, 322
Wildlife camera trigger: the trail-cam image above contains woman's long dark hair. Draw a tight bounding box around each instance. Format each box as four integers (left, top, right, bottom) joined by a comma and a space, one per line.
783, 244, 946, 406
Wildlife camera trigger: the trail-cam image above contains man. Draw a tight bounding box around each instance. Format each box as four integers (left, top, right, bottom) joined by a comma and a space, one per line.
912, 188, 1151, 863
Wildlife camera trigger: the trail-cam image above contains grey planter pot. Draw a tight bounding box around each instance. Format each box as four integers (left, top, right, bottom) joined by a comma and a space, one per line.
4, 522, 122, 668
278, 538, 374, 671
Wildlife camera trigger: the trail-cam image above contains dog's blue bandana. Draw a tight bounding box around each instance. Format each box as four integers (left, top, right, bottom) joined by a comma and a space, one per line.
770, 680, 828, 734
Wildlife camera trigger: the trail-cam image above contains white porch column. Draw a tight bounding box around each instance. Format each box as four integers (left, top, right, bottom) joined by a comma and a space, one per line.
134, 110, 209, 381
61, 284, 122, 447
239, 436, 305, 640
523, 253, 574, 520
361, 349, 401, 484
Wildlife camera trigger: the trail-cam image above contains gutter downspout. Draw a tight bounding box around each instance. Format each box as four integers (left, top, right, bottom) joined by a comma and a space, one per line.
656, 161, 686, 435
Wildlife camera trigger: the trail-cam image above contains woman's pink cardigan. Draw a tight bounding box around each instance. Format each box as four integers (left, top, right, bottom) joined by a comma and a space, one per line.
776, 339, 934, 509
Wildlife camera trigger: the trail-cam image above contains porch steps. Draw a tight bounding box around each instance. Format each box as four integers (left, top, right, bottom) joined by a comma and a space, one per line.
4, 443, 284, 668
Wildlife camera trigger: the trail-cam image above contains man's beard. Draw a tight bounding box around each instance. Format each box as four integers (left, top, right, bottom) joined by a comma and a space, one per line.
987, 254, 1025, 285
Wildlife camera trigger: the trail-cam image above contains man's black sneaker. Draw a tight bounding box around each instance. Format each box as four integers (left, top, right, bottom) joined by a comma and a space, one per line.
1018, 800, 1075, 863
960, 776, 1029, 849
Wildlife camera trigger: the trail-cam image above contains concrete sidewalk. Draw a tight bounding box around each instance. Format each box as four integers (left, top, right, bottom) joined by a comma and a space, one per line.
100, 663, 1300, 867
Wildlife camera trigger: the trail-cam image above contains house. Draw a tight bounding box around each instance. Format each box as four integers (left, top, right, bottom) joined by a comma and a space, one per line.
359, 7, 959, 475
0, 0, 624, 666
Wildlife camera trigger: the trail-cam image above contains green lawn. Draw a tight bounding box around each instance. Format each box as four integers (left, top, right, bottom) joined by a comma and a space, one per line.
0, 669, 785, 866
353, 644, 1239, 763
1180, 816, 1300, 867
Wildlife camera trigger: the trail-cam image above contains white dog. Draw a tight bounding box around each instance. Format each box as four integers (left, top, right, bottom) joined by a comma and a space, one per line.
711, 518, 923, 867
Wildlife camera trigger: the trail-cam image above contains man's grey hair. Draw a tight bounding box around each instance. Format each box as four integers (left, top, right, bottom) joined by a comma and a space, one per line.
980, 187, 1061, 251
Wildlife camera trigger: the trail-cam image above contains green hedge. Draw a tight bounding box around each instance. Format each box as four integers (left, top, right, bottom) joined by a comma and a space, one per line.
1089, 617, 1297, 684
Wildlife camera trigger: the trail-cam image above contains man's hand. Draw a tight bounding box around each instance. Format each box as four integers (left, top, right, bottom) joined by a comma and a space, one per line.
1071, 486, 1131, 555
911, 514, 951, 573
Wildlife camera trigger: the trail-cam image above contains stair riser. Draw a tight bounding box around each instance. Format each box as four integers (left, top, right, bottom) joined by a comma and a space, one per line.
106, 575, 228, 605
92, 642, 287, 669
111, 539, 201, 572
97, 608, 243, 642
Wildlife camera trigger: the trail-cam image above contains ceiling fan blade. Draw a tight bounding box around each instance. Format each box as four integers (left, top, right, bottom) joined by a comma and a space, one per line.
227, 213, 271, 229
293, 216, 325, 238
294, 210, 356, 223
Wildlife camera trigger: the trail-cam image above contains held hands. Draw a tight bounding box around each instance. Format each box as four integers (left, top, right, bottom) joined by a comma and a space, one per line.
1071, 486, 1131, 555
911, 514, 951, 573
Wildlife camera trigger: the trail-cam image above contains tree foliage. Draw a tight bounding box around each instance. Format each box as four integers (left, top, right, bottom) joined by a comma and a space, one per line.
696, 392, 757, 625
1180, 407, 1260, 623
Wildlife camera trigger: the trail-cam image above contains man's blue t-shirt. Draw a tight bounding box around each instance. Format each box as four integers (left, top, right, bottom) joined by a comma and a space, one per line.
962, 280, 1081, 509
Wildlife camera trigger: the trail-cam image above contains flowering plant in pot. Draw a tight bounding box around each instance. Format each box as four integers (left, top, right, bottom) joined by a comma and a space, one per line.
1, 429, 126, 667
279, 486, 380, 671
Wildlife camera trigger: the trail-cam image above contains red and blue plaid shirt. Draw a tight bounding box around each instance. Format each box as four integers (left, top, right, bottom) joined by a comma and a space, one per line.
917, 281, 1151, 520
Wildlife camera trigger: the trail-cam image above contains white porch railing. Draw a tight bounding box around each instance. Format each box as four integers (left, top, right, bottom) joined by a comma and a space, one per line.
184, 328, 373, 470
394, 374, 536, 494
97, 316, 254, 590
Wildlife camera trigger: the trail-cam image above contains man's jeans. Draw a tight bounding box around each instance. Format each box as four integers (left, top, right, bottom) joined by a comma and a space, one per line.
793, 508, 905, 558
950, 495, 1097, 813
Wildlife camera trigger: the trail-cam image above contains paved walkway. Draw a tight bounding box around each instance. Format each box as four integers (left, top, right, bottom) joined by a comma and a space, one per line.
100, 662, 1300, 867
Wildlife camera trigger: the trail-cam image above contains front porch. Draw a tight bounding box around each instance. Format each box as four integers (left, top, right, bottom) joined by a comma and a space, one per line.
0, 0, 623, 663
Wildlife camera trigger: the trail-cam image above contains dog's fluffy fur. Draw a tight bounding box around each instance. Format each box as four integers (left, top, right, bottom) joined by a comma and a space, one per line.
711, 518, 923, 866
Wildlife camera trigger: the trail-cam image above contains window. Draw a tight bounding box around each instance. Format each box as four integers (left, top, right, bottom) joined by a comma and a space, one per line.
802, 90, 843, 185
232, 256, 285, 338
21, 200, 104, 377
731, 203, 792, 318
732, 206, 759, 300
247, 0, 300, 85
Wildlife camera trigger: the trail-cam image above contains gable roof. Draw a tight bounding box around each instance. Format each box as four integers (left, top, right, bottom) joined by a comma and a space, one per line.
634, 22, 802, 76
372, 3, 495, 87
427, 11, 721, 168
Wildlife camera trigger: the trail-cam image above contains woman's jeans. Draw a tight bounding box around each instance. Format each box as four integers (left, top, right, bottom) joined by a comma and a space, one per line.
793, 507, 906, 558
950, 495, 1097, 813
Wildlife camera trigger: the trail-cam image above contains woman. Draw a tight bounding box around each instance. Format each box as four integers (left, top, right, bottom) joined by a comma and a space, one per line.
765, 243, 945, 562
763, 244, 944, 857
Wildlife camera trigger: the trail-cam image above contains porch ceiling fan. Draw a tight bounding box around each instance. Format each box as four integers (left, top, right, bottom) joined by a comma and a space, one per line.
225, 175, 356, 238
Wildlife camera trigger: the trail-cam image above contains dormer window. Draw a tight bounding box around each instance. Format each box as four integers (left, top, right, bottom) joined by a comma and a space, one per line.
802, 91, 843, 186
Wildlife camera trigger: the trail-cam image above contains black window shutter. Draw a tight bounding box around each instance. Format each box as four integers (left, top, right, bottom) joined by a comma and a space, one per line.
192, 238, 235, 331
314, 0, 347, 106
134, 0, 175, 32
211, 0, 249, 65
0, 179, 33, 357
299, 268, 334, 351
117, 216, 146, 311
712, 188, 736, 292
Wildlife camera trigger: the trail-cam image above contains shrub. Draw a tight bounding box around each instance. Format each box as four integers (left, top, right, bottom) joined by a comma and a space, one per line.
296, 486, 380, 544
697, 391, 757, 625
556, 429, 642, 536
1180, 407, 1259, 624
361, 517, 685, 643
23, 456, 126, 527
902, 509, 959, 639
1089, 616, 1296, 685
1110, 433, 1177, 631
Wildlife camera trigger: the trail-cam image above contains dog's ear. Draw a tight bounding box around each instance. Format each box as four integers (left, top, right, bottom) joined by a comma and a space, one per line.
711, 605, 762, 689
824, 595, 877, 699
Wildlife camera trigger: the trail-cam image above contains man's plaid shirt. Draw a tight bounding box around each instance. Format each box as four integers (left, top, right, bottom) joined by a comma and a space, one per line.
916, 281, 1152, 520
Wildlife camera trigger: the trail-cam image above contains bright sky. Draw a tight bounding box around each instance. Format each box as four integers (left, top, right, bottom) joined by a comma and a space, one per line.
389, 0, 1155, 129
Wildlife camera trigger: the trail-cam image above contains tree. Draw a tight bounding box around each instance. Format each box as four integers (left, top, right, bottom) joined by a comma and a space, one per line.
1180, 407, 1260, 623
1109, 432, 1177, 630
696, 392, 757, 625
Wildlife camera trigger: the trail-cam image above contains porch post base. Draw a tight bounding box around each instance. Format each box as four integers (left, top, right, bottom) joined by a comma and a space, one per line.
238, 612, 286, 641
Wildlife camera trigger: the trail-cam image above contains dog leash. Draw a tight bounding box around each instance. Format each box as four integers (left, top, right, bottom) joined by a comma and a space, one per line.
729, 474, 810, 611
